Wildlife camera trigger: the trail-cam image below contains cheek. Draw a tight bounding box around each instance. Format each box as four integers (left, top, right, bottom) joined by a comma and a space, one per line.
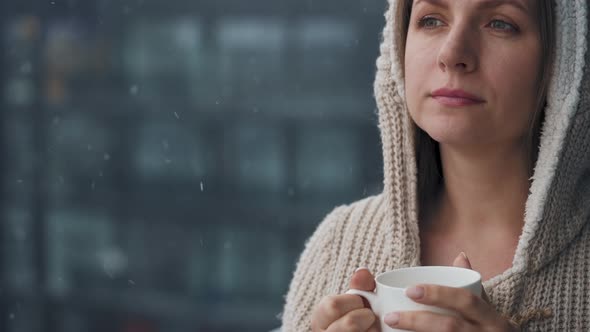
404, 41, 433, 115
488, 45, 541, 123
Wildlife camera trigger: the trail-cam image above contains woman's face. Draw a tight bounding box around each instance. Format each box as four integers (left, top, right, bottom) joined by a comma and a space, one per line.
404, 0, 541, 147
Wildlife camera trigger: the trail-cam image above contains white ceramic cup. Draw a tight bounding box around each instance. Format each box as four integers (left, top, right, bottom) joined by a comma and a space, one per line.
346, 266, 482, 332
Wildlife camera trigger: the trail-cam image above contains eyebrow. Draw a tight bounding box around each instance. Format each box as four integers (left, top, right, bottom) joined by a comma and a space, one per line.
414, 0, 529, 15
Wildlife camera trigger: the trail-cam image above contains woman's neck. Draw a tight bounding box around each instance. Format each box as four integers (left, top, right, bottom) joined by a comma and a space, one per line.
430, 141, 530, 236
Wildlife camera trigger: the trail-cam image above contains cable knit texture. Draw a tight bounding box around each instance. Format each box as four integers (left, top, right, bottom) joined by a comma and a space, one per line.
281, 0, 589, 331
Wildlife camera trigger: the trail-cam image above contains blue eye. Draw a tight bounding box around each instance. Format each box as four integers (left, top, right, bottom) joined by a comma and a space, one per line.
489, 20, 518, 32
418, 17, 444, 29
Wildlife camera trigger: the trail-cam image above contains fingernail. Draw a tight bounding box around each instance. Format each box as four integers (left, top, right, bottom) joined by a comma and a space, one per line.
355, 267, 370, 273
461, 252, 468, 260
384, 312, 400, 326
405, 286, 425, 299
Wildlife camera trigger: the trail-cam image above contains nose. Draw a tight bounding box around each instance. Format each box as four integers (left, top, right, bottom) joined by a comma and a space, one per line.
437, 25, 478, 73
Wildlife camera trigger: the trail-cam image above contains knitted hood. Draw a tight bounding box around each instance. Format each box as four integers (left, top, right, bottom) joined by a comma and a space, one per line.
376, 0, 589, 287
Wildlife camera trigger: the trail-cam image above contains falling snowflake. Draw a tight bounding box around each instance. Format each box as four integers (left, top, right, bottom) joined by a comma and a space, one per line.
129, 85, 139, 95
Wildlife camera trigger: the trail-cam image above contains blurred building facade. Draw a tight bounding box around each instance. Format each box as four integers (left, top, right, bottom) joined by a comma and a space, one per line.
0, 0, 386, 331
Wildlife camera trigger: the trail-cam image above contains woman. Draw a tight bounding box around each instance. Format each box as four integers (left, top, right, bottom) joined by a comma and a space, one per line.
281, 0, 589, 331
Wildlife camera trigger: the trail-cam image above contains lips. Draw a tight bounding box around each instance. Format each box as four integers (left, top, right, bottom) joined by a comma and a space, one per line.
431, 88, 485, 107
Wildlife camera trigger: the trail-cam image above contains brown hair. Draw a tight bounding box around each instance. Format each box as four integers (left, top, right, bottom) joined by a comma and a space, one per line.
394, 0, 556, 221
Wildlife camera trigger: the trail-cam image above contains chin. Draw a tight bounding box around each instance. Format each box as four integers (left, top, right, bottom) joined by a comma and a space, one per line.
416, 115, 479, 145
425, 131, 472, 145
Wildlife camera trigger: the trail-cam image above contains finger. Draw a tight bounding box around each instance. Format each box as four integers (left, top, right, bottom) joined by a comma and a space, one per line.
451, 253, 491, 303
405, 284, 497, 323
384, 310, 471, 332
325, 308, 377, 332
349, 268, 376, 291
367, 319, 381, 332
452, 252, 472, 269
349, 268, 376, 308
312, 294, 365, 330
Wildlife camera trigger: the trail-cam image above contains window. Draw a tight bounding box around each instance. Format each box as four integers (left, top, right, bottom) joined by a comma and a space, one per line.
1, 0, 385, 331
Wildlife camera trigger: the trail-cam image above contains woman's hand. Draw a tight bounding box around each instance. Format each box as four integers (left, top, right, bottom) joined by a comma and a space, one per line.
311, 268, 380, 332
384, 253, 519, 332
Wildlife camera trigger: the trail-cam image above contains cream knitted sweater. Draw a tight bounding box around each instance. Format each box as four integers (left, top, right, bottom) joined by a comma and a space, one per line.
281, 0, 590, 331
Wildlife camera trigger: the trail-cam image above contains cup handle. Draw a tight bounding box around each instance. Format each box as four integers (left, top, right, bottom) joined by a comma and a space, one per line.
345, 289, 381, 316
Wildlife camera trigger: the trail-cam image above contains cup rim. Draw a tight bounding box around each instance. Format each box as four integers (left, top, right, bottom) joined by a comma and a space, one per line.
375, 266, 482, 289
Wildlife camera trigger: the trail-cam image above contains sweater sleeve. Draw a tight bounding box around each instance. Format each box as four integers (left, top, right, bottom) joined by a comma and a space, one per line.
280, 205, 348, 332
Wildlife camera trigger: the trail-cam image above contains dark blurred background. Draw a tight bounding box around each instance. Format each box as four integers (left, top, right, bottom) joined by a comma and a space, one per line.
0, 0, 386, 331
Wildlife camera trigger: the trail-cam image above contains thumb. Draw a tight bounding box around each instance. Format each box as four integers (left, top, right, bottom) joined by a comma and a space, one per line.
452, 252, 472, 269
452, 252, 491, 303
349, 267, 376, 291
349, 267, 376, 309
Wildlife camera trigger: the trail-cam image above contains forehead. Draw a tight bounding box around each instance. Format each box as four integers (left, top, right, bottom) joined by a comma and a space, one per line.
413, 0, 532, 14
